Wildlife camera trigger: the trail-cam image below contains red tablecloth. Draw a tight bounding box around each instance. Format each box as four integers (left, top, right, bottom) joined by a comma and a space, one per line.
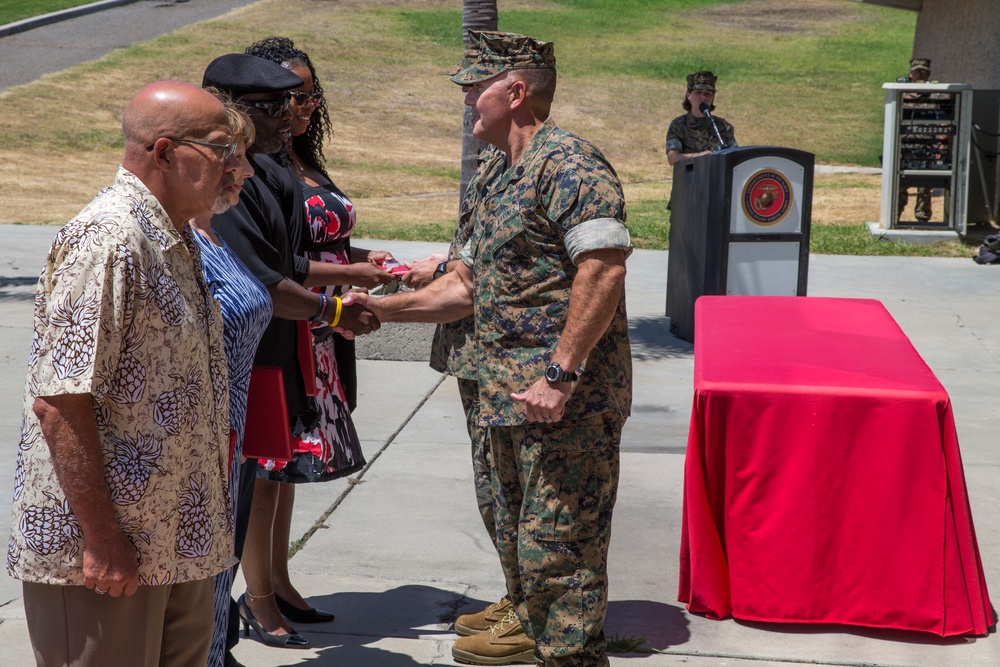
678, 296, 994, 636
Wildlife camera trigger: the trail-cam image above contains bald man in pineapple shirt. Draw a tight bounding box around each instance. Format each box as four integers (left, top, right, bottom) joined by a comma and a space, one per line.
8, 81, 241, 667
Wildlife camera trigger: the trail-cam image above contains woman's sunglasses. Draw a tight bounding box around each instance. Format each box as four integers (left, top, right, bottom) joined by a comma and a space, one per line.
291, 92, 324, 106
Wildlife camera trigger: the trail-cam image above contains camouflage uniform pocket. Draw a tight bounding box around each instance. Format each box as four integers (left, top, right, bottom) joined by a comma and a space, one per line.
526, 415, 621, 543
486, 211, 526, 258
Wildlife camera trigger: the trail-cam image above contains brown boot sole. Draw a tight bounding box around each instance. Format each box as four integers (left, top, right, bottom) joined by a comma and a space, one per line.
451, 646, 535, 665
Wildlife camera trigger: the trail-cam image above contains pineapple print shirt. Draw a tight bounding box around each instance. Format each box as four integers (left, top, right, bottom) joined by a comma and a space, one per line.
8, 167, 236, 586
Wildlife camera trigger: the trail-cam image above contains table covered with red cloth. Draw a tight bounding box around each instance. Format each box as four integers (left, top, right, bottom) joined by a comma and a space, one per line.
678, 296, 994, 636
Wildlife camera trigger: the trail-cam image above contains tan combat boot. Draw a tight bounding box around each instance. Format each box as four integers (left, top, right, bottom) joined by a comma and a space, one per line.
451, 608, 535, 665
455, 596, 513, 636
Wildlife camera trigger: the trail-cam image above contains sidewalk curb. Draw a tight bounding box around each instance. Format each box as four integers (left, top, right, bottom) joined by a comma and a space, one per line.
0, 0, 140, 39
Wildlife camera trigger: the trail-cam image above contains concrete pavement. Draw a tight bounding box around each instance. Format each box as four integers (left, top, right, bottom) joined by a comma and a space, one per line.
0, 227, 996, 666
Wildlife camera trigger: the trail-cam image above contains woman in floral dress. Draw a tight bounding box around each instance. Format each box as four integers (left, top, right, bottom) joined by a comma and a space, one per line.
236, 36, 396, 643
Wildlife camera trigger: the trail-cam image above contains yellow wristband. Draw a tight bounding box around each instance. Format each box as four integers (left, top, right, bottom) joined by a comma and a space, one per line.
330, 296, 343, 327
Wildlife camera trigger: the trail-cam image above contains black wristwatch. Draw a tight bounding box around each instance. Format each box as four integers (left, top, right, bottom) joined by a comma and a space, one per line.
545, 362, 578, 384
433, 261, 449, 280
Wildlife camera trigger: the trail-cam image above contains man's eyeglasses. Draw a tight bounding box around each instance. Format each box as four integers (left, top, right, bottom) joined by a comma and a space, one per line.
291, 91, 324, 106
146, 137, 238, 160
243, 94, 292, 118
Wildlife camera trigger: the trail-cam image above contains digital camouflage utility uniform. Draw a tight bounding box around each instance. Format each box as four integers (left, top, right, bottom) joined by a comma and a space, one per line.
665, 112, 738, 156
429, 146, 505, 546
897, 180, 933, 223
462, 118, 633, 666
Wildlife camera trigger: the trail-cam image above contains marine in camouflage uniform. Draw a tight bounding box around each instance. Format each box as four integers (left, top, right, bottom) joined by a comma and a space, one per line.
665, 70, 737, 164
665, 112, 737, 156
463, 118, 631, 667
349, 31, 632, 667
897, 57, 933, 223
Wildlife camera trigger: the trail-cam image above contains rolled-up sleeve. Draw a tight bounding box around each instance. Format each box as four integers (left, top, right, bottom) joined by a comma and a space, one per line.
665, 116, 685, 154
564, 218, 632, 263
543, 154, 631, 263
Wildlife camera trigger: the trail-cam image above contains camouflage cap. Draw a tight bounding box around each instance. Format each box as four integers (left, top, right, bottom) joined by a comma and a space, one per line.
450, 31, 555, 85
447, 30, 483, 77
687, 70, 717, 92
909, 57, 931, 72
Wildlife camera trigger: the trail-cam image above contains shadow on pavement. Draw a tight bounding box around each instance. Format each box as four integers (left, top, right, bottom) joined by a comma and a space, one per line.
288, 585, 483, 639
0, 276, 37, 302
263, 636, 434, 666
276, 586, 690, 660
629, 316, 693, 360
606, 599, 691, 654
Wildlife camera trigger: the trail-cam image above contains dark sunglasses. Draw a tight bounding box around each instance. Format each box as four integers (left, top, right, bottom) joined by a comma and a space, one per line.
243, 94, 292, 118
291, 91, 324, 106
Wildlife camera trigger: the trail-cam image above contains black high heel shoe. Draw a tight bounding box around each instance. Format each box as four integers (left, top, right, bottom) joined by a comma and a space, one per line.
237, 593, 310, 648
275, 593, 336, 623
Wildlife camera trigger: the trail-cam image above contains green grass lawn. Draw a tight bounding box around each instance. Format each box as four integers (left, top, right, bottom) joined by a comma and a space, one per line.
402, 0, 915, 167
362, 198, 977, 257
2, 0, 976, 257
0, 0, 97, 26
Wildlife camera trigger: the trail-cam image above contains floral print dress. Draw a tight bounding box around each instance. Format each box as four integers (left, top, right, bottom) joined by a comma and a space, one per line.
256, 181, 365, 483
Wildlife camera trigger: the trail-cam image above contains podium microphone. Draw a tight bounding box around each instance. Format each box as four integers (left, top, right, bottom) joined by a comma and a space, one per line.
699, 101, 727, 150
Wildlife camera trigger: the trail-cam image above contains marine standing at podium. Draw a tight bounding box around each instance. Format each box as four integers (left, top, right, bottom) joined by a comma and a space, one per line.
665, 70, 738, 166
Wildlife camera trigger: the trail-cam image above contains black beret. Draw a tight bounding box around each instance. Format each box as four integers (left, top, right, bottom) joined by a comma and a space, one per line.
202, 53, 303, 96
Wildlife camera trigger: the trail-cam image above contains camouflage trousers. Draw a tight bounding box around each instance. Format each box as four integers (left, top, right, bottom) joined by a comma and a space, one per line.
458, 378, 496, 547
898, 186, 932, 222
489, 412, 623, 667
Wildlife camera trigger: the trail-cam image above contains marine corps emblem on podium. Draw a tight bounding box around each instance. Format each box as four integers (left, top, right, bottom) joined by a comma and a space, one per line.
742, 169, 793, 226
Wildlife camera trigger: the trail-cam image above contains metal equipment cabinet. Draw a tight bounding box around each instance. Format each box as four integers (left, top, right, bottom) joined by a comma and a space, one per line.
880, 83, 972, 234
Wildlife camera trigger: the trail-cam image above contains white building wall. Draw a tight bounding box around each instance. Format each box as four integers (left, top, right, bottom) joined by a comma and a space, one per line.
912, 0, 1000, 88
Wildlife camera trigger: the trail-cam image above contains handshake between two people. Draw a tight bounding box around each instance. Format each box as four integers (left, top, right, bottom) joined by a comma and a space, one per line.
329, 252, 455, 338
331, 289, 399, 339
328, 252, 475, 339
328, 290, 382, 340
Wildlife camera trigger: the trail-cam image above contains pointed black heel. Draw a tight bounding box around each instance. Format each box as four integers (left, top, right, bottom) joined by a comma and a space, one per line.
275, 593, 336, 623
237, 593, 310, 648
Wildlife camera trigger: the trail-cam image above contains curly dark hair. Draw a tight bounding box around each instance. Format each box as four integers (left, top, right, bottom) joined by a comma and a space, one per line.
245, 36, 332, 175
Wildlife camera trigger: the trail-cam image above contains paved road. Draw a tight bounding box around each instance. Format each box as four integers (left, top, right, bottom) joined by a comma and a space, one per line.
0, 0, 258, 93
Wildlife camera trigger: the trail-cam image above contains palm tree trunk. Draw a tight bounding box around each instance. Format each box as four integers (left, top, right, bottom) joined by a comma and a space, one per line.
459, 0, 498, 205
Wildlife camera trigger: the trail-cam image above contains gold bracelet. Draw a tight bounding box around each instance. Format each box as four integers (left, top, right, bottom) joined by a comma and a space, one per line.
330, 296, 343, 327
